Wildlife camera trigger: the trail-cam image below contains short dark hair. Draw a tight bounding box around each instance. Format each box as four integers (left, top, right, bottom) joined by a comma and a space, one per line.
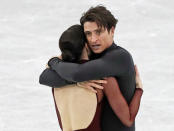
80, 5, 118, 32
59, 25, 86, 62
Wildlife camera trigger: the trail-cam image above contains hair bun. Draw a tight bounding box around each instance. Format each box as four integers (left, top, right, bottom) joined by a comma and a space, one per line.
62, 50, 76, 62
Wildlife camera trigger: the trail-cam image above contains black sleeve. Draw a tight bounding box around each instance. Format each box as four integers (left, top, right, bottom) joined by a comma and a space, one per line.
50, 49, 133, 82
39, 68, 75, 87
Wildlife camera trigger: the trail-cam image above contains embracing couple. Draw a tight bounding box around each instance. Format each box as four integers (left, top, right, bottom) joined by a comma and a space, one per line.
39, 5, 143, 131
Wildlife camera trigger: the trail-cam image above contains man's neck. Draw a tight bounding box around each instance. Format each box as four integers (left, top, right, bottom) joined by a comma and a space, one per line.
89, 42, 117, 60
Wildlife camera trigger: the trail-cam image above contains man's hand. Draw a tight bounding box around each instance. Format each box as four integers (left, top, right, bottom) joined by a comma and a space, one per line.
47, 55, 62, 68
57, 55, 62, 59
77, 80, 107, 93
46, 64, 50, 68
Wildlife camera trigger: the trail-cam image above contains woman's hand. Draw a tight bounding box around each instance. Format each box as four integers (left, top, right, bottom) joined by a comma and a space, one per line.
77, 80, 107, 93
135, 65, 143, 90
85, 43, 91, 56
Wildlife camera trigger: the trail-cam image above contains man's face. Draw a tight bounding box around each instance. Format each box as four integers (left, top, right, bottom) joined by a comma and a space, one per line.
84, 22, 115, 54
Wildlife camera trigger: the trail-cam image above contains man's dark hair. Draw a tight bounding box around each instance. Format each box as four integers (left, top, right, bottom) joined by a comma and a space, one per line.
59, 24, 86, 63
80, 5, 118, 32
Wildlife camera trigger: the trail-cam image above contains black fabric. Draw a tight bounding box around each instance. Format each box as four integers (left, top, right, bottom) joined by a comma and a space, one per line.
50, 44, 134, 83
39, 68, 75, 87
39, 43, 136, 131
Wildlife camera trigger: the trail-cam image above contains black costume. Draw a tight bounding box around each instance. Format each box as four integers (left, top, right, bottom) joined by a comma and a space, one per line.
39, 43, 136, 131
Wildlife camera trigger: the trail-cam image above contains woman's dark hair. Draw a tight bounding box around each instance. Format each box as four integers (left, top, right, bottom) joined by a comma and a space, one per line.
80, 5, 118, 32
59, 24, 86, 62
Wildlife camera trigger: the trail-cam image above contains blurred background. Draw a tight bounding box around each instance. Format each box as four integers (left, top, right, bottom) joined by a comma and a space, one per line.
0, 0, 174, 130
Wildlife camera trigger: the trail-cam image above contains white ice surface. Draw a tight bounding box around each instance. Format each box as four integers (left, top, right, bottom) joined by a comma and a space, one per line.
0, 0, 174, 131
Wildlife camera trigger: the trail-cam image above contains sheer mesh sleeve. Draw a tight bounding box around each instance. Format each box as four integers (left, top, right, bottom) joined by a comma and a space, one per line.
96, 88, 104, 103
102, 77, 143, 127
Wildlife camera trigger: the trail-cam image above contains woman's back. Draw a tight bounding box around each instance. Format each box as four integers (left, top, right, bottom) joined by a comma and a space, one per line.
53, 84, 98, 131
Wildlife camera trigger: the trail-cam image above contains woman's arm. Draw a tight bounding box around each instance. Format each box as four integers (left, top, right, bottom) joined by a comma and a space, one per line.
103, 77, 143, 127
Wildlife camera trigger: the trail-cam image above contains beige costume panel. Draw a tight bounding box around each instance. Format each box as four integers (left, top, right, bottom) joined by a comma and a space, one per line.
54, 84, 97, 131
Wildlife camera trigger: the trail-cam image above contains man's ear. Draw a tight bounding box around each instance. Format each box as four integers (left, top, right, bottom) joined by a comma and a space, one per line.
110, 26, 115, 37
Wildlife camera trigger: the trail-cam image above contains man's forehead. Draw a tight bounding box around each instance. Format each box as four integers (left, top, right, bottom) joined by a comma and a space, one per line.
84, 22, 104, 32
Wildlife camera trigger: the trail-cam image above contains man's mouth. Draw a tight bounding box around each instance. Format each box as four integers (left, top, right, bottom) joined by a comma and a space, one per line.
91, 44, 101, 50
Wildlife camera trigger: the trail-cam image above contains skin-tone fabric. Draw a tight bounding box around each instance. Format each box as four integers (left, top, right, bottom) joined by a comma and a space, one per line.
53, 84, 97, 131
52, 87, 103, 131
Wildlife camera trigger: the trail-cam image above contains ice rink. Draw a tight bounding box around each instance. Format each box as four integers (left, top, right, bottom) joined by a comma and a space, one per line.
0, 0, 174, 131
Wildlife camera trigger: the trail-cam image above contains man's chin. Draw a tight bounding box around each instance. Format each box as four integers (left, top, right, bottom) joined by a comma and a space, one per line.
92, 49, 102, 54
88, 46, 103, 54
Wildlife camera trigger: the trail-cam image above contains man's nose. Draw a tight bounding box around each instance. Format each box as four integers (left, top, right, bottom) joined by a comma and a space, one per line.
91, 34, 98, 43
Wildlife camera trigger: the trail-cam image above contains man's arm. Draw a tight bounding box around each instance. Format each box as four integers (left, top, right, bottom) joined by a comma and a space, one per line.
39, 68, 75, 87
49, 49, 133, 82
